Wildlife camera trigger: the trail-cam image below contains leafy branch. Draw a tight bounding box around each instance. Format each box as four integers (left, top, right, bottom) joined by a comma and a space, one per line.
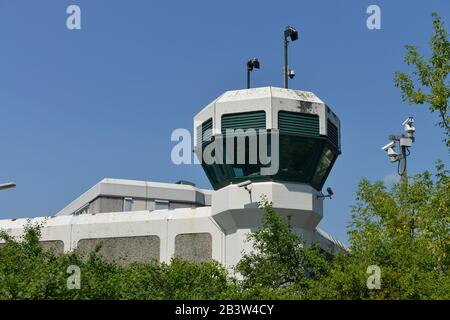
394, 12, 450, 148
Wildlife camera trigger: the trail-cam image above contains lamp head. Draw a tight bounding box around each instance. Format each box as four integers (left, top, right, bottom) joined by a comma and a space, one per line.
247, 58, 260, 71
284, 26, 299, 41
0, 182, 16, 191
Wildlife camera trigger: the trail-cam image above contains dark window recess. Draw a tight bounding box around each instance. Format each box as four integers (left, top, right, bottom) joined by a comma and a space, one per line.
311, 145, 336, 188
327, 120, 339, 148
199, 110, 339, 191
278, 111, 320, 137
278, 135, 322, 180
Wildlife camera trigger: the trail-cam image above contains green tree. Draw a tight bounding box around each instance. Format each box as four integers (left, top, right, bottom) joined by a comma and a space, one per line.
0, 223, 237, 300
235, 197, 330, 297
394, 12, 450, 148
308, 163, 450, 299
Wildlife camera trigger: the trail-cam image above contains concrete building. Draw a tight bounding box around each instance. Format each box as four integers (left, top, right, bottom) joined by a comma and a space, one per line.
0, 87, 345, 268
55, 178, 213, 216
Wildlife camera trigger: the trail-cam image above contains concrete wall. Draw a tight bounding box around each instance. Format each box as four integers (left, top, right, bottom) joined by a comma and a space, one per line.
212, 182, 323, 231
77, 236, 160, 265
0, 207, 345, 267
170, 202, 194, 210
175, 233, 212, 263
0, 208, 225, 265
90, 197, 123, 214
40, 240, 65, 255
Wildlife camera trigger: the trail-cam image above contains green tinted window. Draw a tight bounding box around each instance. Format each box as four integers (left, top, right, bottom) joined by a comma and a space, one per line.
312, 145, 336, 188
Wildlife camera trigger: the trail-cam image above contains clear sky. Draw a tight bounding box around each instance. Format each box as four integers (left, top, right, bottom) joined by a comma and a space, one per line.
0, 0, 448, 244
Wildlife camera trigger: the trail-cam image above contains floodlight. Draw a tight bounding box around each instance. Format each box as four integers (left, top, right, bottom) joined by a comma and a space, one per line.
247, 58, 260, 71
246, 58, 260, 88
284, 26, 299, 42
0, 182, 16, 191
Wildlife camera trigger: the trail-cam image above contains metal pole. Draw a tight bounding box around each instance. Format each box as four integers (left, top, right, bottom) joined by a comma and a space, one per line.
400, 145, 408, 184
284, 38, 288, 88
247, 68, 250, 89
401, 145, 415, 236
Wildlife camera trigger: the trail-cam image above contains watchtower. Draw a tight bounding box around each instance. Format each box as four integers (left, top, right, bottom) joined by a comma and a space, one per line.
193, 87, 341, 264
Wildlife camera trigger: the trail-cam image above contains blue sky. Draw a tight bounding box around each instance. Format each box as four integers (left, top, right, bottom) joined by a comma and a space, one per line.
0, 0, 448, 244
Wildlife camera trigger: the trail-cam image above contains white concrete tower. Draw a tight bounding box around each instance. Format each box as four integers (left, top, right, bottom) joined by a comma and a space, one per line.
194, 87, 341, 266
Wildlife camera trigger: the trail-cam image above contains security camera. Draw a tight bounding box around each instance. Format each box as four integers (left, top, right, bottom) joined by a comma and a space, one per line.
288, 69, 295, 79
237, 180, 252, 188
317, 186, 334, 199
326, 187, 334, 197
237, 180, 253, 202
388, 155, 398, 163
382, 141, 395, 152
402, 117, 414, 126
382, 141, 399, 162
402, 117, 415, 137
387, 148, 398, 157
404, 124, 415, 134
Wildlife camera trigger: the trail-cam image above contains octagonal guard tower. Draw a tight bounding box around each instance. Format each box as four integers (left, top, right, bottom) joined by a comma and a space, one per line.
194, 86, 341, 266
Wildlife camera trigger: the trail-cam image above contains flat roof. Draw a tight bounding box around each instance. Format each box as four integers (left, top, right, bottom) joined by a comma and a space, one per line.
56, 178, 213, 216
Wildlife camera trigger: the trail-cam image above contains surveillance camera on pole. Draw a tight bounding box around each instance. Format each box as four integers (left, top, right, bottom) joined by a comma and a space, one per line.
237, 180, 253, 202
382, 117, 416, 178
288, 68, 295, 79
402, 117, 415, 138
382, 141, 399, 163
237, 180, 252, 188
283, 26, 299, 88
317, 187, 334, 200
246, 58, 260, 89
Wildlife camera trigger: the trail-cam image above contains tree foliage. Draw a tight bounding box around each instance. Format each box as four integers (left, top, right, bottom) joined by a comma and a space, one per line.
0, 224, 235, 300
394, 12, 450, 148
307, 162, 450, 299
2, 169, 448, 300
235, 196, 330, 294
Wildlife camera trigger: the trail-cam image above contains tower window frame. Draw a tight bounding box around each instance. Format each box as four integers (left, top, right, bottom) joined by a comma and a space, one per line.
123, 197, 133, 212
